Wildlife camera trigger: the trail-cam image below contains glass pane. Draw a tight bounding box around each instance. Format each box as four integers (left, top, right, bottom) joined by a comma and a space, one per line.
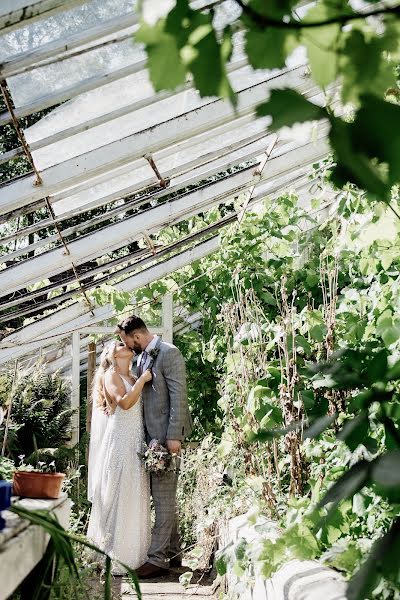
51, 115, 270, 217
26, 62, 269, 170
8, 35, 143, 108
0, 0, 135, 61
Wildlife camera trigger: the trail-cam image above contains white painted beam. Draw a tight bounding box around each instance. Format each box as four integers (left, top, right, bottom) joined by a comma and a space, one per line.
0, 0, 87, 35
0, 66, 310, 215
0, 134, 328, 296
1, 61, 148, 126
0, 53, 247, 133
1, 167, 255, 295
49, 110, 259, 214
0, 0, 220, 77
69, 330, 80, 447
0, 236, 220, 366
0, 56, 245, 166
1, 125, 270, 260
0, 13, 139, 79
162, 294, 173, 344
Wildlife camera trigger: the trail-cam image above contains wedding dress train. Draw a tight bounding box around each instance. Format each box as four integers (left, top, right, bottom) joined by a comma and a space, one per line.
87, 376, 151, 573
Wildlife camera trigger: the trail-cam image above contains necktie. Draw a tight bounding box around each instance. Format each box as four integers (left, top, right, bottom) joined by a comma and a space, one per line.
139, 351, 148, 376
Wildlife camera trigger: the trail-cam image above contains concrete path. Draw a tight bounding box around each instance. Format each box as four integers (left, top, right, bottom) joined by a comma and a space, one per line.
121, 568, 218, 600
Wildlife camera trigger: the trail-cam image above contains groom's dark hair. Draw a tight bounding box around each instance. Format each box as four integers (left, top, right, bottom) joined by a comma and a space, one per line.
117, 314, 148, 334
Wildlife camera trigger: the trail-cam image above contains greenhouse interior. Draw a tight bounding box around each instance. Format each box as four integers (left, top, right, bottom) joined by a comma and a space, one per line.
0, 1, 399, 599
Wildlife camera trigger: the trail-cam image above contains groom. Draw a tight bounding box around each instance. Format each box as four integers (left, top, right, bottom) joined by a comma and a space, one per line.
116, 314, 193, 578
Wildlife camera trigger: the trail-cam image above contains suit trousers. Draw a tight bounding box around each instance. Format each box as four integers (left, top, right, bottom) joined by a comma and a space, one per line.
147, 469, 181, 568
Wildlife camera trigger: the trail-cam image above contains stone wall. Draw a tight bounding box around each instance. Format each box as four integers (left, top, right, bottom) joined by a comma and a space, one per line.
221, 513, 347, 600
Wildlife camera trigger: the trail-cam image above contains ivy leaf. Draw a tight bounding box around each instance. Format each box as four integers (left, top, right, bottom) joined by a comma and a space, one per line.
183, 16, 235, 102
257, 89, 326, 130
371, 450, 400, 488
337, 411, 369, 451
215, 553, 228, 576
304, 413, 337, 439
246, 28, 298, 70
136, 22, 187, 90
347, 518, 400, 600
367, 350, 388, 384
351, 95, 400, 187
339, 29, 398, 105
319, 460, 370, 510
329, 115, 390, 200
301, 2, 343, 88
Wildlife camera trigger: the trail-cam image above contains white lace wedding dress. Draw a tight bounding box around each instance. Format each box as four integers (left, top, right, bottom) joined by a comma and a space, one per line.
87, 375, 151, 574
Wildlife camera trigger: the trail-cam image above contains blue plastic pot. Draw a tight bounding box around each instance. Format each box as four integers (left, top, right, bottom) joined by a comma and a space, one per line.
0, 480, 12, 531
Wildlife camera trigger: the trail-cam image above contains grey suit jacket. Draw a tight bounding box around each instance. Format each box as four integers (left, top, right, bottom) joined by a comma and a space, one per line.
140, 339, 193, 444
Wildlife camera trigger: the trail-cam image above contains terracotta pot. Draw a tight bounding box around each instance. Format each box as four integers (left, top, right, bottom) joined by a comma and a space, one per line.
13, 471, 65, 499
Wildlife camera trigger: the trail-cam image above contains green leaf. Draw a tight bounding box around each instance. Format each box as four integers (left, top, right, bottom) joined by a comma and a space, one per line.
218, 435, 233, 457
136, 22, 187, 90
347, 519, 400, 600
352, 94, 400, 187
215, 554, 227, 576
246, 28, 298, 70
367, 350, 388, 384
339, 29, 399, 105
337, 411, 369, 451
382, 322, 400, 348
371, 450, 400, 488
183, 16, 235, 101
329, 115, 389, 200
256, 89, 326, 131
304, 413, 337, 439
296, 335, 312, 355
262, 289, 276, 305
319, 461, 370, 510
386, 360, 400, 381
305, 271, 319, 288
301, 389, 315, 410
258, 403, 283, 427
301, 2, 341, 88
328, 541, 363, 574
309, 324, 325, 343
377, 309, 393, 335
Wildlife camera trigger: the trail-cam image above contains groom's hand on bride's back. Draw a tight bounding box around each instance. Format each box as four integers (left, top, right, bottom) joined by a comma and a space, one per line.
166, 439, 181, 455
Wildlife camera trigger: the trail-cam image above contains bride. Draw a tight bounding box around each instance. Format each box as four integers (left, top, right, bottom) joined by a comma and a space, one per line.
87, 340, 153, 573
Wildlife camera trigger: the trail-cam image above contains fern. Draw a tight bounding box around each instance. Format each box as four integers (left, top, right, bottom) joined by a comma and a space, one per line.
0, 363, 74, 459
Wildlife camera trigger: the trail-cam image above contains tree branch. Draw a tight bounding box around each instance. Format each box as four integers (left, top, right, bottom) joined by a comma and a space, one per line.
233, 0, 400, 29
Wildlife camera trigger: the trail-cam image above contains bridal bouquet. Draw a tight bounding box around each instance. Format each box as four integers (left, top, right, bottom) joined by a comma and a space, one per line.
138, 439, 178, 475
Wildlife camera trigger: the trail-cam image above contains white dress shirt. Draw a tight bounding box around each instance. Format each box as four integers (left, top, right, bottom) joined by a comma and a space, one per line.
138, 335, 159, 373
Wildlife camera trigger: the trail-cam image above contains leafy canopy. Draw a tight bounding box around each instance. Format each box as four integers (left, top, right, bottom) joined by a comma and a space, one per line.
136, 0, 400, 201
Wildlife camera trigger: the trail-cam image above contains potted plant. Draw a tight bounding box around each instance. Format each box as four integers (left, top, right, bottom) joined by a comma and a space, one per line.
13, 455, 65, 500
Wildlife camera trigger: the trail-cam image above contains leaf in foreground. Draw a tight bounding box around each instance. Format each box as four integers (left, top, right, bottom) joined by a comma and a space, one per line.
347, 518, 400, 600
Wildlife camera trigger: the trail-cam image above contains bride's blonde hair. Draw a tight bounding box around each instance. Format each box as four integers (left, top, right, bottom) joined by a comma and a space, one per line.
92, 341, 118, 411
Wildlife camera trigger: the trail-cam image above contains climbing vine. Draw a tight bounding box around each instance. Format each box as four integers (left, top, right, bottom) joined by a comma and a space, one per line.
92, 181, 400, 597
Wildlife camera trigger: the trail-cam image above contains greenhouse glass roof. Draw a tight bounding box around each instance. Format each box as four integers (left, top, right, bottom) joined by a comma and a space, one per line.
0, 0, 334, 372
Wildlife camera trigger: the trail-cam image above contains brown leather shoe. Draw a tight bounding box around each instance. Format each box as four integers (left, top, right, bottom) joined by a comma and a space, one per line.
135, 562, 169, 579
